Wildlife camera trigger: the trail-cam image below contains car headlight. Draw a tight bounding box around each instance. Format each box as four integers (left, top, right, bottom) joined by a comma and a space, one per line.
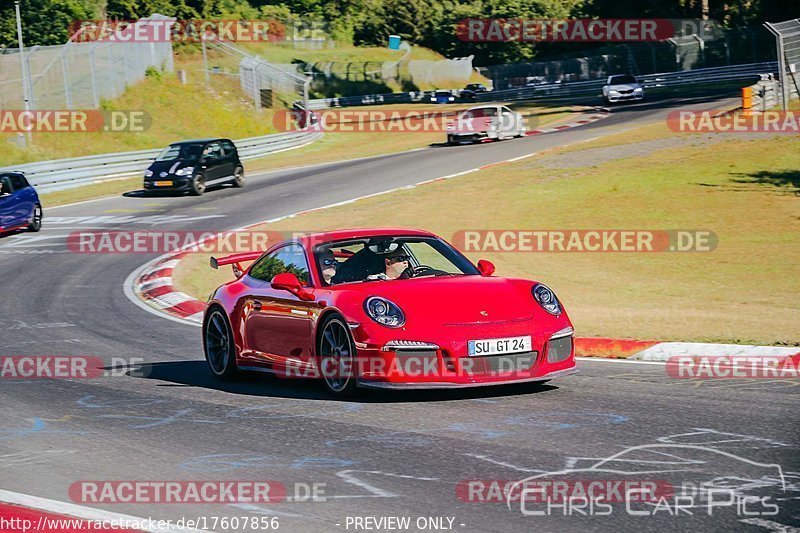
174, 166, 194, 176
364, 296, 405, 328
144, 169, 153, 177
634, 87, 643, 93
609, 90, 619, 95
532, 284, 561, 316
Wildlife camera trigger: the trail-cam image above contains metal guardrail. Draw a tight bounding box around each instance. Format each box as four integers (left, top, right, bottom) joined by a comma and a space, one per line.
306, 62, 779, 109
0, 130, 322, 193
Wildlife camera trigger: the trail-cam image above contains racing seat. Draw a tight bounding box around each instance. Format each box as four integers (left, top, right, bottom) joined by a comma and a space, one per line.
332, 248, 385, 283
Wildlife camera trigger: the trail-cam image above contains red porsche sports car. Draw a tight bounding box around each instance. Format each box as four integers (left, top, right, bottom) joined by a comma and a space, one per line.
203, 228, 577, 396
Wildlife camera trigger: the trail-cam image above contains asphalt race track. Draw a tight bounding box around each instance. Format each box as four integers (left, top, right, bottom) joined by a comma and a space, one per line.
1, 95, 798, 532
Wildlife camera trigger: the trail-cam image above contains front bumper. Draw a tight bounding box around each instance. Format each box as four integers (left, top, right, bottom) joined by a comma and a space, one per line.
607, 92, 644, 102
448, 131, 491, 143
143, 177, 192, 191
358, 366, 578, 389
351, 324, 577, 389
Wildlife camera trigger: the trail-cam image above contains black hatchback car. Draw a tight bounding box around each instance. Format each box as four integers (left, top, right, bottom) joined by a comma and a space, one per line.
143, 138, 244, 196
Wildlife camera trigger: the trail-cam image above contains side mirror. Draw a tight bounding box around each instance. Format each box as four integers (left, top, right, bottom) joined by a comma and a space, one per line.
477, 259, 495, 277
271, 272, 315, 301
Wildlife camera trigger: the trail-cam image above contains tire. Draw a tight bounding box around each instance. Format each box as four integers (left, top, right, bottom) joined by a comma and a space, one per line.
190, 174, 205, 196
203, 307, 238, 380
317, 314, 358, 397
446, 135, 455, 145
232, 166, 245, 188
28, 204, 42, 232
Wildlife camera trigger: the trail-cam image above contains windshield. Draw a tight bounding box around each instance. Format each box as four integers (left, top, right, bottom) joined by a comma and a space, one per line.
609, 74, 637, 85
155, 143, 204, 162
314, 236, 480, 286
462, 107, 497, 118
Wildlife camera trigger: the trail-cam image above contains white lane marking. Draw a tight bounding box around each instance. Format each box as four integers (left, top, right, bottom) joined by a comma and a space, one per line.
739, 518, 800, 532
48, 142, 423, 212
185, 312, 205, 323
0, 489, 206, 532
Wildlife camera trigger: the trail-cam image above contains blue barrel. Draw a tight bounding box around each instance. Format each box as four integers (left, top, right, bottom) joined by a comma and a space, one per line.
388, 35, 401, 50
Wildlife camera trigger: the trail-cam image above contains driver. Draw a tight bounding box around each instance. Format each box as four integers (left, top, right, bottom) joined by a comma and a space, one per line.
367, 249, 410, 281
319, 249, 338, 285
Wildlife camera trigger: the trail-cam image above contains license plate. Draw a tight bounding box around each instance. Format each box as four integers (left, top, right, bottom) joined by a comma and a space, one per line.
468, 335, 531, 357
154, 180, 172, 186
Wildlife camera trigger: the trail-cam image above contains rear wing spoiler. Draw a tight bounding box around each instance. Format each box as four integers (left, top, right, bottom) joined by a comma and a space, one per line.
210, 251, 263, 278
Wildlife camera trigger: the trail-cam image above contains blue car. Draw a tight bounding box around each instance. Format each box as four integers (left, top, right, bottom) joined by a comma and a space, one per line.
0, 172, 42, 234
430, 90, 456, 104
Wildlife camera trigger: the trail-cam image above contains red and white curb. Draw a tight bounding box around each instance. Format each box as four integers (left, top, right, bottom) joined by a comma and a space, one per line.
131, 252, 207, 325
630, 342, 799, 362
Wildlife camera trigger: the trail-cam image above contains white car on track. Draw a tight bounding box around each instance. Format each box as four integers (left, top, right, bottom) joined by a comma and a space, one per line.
602, 74, 645, 103
446, 105, 526, 144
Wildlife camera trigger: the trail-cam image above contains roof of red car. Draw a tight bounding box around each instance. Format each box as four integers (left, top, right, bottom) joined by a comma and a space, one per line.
297, 228, 436, 247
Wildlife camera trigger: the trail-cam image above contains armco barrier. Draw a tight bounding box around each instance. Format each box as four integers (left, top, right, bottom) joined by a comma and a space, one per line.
0, 130, 322, 193
306, 62, 778, 109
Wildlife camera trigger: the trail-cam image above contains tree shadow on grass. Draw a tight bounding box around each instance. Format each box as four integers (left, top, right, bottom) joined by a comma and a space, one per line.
731, 170, 800, 195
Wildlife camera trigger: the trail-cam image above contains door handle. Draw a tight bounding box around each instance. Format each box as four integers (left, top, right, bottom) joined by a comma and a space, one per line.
252, 300, 262, 311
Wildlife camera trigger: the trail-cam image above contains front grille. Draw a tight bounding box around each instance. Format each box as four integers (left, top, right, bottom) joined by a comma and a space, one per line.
461, 351, 538, 375
486, 351, 537, 372
547, 336, 573, 363
395, 350, 438, 374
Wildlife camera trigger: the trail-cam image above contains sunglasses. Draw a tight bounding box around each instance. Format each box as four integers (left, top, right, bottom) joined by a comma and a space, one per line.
321, 258, 337, 267
388, 254, 411, 263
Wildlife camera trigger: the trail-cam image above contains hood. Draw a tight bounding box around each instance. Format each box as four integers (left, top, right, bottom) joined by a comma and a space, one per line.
147, 160, 196, 176
338, 275, 541, 327
607, 83, 641, 91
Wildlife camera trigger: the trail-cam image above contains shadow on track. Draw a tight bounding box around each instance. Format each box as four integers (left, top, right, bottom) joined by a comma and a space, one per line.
124, 360, 559, 403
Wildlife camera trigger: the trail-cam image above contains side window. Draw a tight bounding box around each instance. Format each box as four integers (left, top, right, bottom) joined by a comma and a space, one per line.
0, 176, 11, 195
248, 244, 310, 285
203, 142, 222, 161
9, 175, 28, 191
275, 244, 311, 285
222, 140, 236, 156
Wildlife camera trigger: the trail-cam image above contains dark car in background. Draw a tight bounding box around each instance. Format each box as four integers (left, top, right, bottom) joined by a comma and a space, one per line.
0, 172, 42, 234
143, 138, 245, 196
459, 83, 489, 101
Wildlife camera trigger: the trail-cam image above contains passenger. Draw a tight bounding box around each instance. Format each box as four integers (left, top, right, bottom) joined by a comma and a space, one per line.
319, 250, 339, 285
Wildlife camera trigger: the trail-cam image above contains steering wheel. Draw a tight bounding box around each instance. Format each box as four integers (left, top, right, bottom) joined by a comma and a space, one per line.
412, 265, 436, 276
